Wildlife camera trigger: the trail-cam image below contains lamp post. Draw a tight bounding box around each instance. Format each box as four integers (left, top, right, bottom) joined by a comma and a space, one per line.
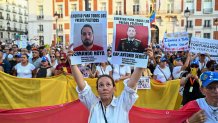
54, 11, 59, 46
7, 21, 10, 43
184, 7, 190, 32
215, 18, 218, 39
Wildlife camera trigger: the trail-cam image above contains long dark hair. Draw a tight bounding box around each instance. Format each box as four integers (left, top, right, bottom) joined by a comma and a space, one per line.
96, 74, 115, 90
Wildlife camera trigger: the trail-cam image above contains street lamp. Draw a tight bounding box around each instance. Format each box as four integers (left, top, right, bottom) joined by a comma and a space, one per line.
215, 18, 218, 39
184, 7, 190, 32
54, 11, 59, 46
7, 21, 10, 43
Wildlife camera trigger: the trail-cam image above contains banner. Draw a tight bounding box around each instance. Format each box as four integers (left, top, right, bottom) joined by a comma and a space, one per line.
15, 35, 28, 48
190, 37, 218, 55
0, 71, 181, 110
138, 77, 151, 89
111, 16, 151, 68
70, 11, 107, 65
0, 100, 200, 123
163, 32, 189, 51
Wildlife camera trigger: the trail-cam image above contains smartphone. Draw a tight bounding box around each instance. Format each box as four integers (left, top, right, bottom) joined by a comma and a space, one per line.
191, 68, 197, 76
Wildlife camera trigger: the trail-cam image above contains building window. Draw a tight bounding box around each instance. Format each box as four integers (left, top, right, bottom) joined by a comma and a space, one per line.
187, 20, 193, 28
71, 4, 77, 11
39, 36, 44, 45
100, 2, 106, 11
0, 32, 3, 38
39, 25, 43, 31
116, 2, 122, 15
88, 2, 91, 11
38, 5, 43, 15
13, 14, 16, 21
203, 33, 210, 39
19, 24, 22, 30
7, 13, 10, 20
58, 5, 63, 18
204, 0, 212, 2
167, 0, 174, 13
133, 0, 139, 15
186, 0, 194, 3
59, 24, 63, 31
0, 21, 2, 28
204, 20, 211, 27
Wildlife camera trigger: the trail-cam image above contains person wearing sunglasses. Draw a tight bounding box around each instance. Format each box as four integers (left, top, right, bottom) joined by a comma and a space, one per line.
181, 71, 218, 123
74, 24, 103, 51
54, 53, 71, 75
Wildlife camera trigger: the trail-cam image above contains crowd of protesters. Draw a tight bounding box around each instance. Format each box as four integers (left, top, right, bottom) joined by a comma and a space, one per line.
0, 41, 218, 123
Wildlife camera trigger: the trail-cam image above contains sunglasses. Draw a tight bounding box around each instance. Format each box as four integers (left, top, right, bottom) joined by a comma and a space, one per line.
191, 65, 199, 68
51, 56, 55, 58
32, 52, 38, 54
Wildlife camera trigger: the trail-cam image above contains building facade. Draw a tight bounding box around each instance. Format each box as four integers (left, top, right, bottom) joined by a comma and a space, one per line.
0, 0, 28, 43
27, 0, 218, 46
181, 0, 218, 40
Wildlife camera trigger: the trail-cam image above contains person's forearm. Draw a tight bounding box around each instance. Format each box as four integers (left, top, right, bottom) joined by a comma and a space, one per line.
127, 68, 144, 89
71, 65, 86, 91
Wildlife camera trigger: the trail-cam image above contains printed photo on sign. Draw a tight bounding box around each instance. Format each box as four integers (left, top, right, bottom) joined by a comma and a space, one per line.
111, 15, 151, 68
115, 25, 148, 53
163, 32, 189, 51
70, 11, 107, 65
138, 77, 151, 89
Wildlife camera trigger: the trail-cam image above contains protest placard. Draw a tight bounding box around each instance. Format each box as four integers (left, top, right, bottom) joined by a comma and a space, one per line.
111, 16, 151, 68
163, 32, 189, 51
138, 77, 151, 89
15, 35, 27, 48
70, 11, 107, 65
190, 37, 218, 55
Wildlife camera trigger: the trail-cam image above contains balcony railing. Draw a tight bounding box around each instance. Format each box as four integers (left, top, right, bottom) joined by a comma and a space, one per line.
203, 25, 211, 28
13, 19, 17, 22
58, 14, 63, 18
58, 29, 63, 33
0, 16, 4, 19
37, 15, 44, 20
19, 20, 23, 23
12, 10, 17, 13
0, 7, 4, 10
37, 29, 44, 33
6, 18, 11, 21
187, 25, 193, 28
203, 8, 213, 14
24, 21, 28, 24
6, 9, 11, 12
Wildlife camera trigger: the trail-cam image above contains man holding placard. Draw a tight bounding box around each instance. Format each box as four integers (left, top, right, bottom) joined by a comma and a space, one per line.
74, 24, 103, 51
117, 26, 144, 53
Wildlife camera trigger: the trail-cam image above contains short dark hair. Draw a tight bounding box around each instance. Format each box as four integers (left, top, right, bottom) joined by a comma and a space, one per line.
127, 25, 136, 30
12, 44, 18, 48
81, 24, 94, 34
96, 74, 115, 90
22, 53, 29, 59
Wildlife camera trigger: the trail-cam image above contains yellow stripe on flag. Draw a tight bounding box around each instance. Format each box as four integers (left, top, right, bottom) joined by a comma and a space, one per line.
0, 71, 182, 110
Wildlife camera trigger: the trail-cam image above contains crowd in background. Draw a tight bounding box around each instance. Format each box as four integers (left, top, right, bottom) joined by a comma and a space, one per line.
0, 41, 218, 106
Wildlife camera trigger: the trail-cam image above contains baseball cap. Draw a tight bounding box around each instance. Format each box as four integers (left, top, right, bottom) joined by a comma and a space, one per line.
200, 71, 218, 87
160, 57, 167, 62
191, 59, 199, 66
15, 53, 21, 58
41, 56, 48, 62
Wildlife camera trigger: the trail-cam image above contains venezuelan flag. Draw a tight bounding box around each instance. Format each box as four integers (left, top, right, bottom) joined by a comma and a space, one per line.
150, 11, 156, 23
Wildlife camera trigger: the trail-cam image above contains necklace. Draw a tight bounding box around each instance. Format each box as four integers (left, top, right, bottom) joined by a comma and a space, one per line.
207, 103, 218, 121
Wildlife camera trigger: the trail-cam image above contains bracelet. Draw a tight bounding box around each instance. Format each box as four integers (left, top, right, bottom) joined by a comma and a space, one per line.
186, 119, 190, 123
